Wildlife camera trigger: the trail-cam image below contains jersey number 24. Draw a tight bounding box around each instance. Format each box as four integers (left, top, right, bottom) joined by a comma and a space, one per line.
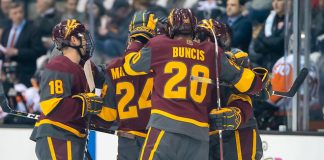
116, 78, 153, 120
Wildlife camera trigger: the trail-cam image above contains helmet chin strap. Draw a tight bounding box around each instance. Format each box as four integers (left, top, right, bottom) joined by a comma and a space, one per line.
69, 37, 89, 66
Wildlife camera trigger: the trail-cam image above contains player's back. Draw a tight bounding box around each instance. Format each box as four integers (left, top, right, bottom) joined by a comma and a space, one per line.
145, 35, 217, 141
105, 49, 153, 137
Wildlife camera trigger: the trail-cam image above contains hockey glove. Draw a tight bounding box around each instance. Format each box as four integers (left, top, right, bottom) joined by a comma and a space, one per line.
225, 48, 250, 68
209, 107, 242, 130
73, 93, 103, 117
252, 67, 272, 100
128, 10, 158, 44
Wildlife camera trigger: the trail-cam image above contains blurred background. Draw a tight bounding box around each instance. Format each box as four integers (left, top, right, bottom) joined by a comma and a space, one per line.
0, 0, 323, 145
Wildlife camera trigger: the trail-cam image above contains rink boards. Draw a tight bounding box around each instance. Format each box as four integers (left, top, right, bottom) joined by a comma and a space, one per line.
0, 128, 324, 160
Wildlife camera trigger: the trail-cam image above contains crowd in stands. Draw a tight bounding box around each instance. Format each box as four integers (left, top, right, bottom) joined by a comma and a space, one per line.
0, 0, 323, 130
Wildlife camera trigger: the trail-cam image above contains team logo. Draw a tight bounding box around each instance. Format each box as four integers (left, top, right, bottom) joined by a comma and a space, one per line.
64, 19, 80, 39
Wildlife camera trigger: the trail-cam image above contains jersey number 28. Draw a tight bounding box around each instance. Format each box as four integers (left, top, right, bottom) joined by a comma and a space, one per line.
163, 61, 209, 103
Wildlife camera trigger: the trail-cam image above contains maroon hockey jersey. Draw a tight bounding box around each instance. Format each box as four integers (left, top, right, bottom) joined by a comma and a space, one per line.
30, 55, 113, 141
103, 41, 153, 137
123, 35, 261, 141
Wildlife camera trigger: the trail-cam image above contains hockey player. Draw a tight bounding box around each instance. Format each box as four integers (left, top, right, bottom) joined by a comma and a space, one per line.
208, 53, 264, 160
101, 10, 157, 160
30, 19, 113, 160
195, 19, 266, 160
122, 8, 263, 160
209, 50, 264, 160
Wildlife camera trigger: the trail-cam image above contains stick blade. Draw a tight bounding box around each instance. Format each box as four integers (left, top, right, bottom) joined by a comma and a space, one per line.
273, 67, 309, 97
289, 67, 309, 96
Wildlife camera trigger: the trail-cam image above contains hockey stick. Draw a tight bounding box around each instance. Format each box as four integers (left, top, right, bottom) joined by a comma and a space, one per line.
190, 67, 309, 98
203, 20, 224, 160
83, 59, 95, 160
84, 59, 109, 160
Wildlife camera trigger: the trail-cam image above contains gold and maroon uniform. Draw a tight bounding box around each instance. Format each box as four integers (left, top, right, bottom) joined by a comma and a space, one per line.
30, 55, 114, 160
103, 41, 153, 136
123, 35, 262, 159
103, 41, 153, 159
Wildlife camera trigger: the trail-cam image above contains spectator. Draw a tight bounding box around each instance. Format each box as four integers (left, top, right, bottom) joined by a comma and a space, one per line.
61, 0, 85, 22
33, 0, 61, 49
133, 0, 168, 17
95, 0, 133, 58
0, 2, 46, 87
253, 0, 285, 70
84, 0, 106, 34
24, 73, 41, 114
0, 0, 12, 39
246, 0, 272, 24
313, 35, 324, 119
84, 0, 110, 55
194, 0, 226, 20
165, 0, 188, 10
311, 0, 324, 51
222, 0, 252, 52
